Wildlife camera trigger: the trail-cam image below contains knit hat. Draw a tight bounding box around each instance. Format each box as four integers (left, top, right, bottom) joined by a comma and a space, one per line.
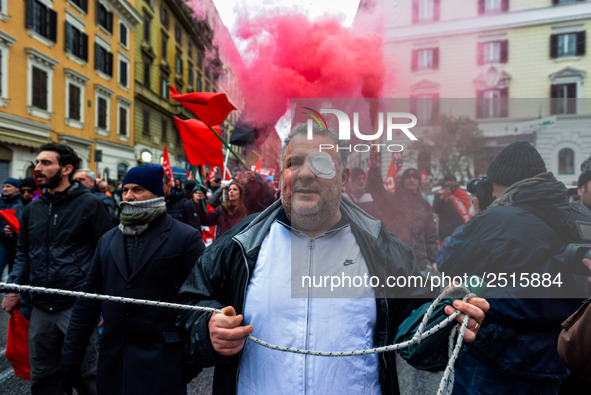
487, 142, 546, 187
3, 178, 20, 188
400, 168, 421, 184
19, 177, 36, 190
578, 156, 591, 188
122, 166, 164, 197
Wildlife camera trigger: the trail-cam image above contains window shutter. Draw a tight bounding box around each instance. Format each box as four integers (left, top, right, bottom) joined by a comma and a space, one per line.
500, 88, 508, 117
476, 90, 483, 118
501, 0, 509, 12
65, 22, 72, 53
478, 0, 485, 14
477, 42, 484, 65
26, 0, 35, 29
107, 11, 113, 33
82, 33, 88, 61
550, 85, 558, 114
48, 8, 58, 42
550, 34, 558, 58
40, 70, 47, 110
576, 31, 586, 56
434, 0, 440, 21
500, 40, 508, 63
107, 52, 113, 76
32, 68, 40, 107
121, 61, 127, 86
412, 0, 418, 23
433, 48, 439, 69
411, 49, 418, 71
94, 43, 100, 70
81, 0, 88, 12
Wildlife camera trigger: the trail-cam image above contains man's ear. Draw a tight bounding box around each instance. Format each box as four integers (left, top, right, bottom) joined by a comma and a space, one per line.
341, 168, 351, 192
62, 164, 74, 177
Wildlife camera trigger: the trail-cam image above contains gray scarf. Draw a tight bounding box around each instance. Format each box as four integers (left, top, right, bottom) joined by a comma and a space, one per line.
488, 172, 557, 208
118, 197, 166, 236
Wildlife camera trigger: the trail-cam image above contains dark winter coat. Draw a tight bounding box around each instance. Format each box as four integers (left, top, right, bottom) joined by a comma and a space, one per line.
437, 179, 591, 380
243, 172, 276, 215
177, 199, 432, 395
0, 192, 21, 243
432, 192, 467, 241
61, 213, 205, 394
8, 182, 113, 311
196, 203, 247, 237
368, 167, 438, 271
166, 189, 202, 231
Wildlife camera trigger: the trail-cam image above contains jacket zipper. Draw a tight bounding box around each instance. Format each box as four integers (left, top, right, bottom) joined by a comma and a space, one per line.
46, 202, 52, 303
234, 239, 250, 393
304, 237, 314, 394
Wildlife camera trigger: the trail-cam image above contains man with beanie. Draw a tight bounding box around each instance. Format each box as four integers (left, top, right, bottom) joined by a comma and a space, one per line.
1, 142, 113, 394
437, 141, 591, 393
367, 154, 438, 275
61, 165, 206, 394
0, 177, 21, 277
577, 156, 591, 210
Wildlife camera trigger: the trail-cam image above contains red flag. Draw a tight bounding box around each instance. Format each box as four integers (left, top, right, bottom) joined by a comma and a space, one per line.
174, 117, 223, 166
205, 167, 218, 182
6, 310, 30, 381
169, 85, 236, 127
97, 170, 102, 180
162, 144, 174, 185
421, 170, 429, 183
0, 209, 19, 234
384, 152, 403, 192
253, 157, 262, 174
186, 169, 195, 181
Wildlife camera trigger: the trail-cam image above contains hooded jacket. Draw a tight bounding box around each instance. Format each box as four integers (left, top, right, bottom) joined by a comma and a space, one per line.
8, 181, 113, 311
437, 176, 591, 379
178, 198, 433, 395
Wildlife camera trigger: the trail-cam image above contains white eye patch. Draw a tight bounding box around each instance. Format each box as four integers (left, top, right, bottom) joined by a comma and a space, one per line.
306, 151, 336, 179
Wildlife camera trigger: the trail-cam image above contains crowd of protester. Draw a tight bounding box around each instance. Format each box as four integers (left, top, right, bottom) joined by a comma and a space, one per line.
0, 135, 590, 394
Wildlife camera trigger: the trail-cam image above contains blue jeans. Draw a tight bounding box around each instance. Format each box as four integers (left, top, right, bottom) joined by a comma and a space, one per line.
452, 349, 562, 395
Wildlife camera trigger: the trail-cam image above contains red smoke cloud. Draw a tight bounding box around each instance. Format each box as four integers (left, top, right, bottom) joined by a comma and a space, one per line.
187, 2, 386, 132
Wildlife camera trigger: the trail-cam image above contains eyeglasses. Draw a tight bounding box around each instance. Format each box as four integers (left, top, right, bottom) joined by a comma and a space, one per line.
21, 189, 35, 195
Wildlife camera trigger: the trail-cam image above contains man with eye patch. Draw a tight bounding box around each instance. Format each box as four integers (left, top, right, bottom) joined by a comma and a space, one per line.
178, 122, 489, 395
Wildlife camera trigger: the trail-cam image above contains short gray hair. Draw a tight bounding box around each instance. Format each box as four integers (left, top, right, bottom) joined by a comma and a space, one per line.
74, 168, 96, 181
281, 122, 348, 174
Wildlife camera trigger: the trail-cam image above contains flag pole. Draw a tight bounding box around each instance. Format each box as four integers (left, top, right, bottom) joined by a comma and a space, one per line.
206, 125, 247, 168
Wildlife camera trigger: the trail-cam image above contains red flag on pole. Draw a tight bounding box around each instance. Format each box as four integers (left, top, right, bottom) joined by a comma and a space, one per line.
384, 152, 403, 192
205, 167, 218, 182
162, 144, 174, 185
174, 117, 223, 166
169, 85, 236, 127
253, 157, 262, 174
186, 169, 195, 181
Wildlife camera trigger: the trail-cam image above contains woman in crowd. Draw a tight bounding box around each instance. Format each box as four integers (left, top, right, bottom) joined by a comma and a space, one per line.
192, 180, 247, 237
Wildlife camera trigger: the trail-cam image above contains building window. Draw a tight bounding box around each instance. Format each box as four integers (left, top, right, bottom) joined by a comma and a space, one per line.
143, 61, 151, 89
162, 36, 168, 60
175, 52, 183, 75
94, 44, 113, 76
188, 67, 194, 90
197, 51, 203, 69
477, 40, 508, 65
197, 73, 202, 91
118, 55, 129, 88
119, 23, 128, 47
32, 66, 48, 110
175, 24, 182, 43
553, 0, 584, 4
25, 0, 58, 43
411, 48, 439, 71
143, 110, 150, 135
160, 5, 169, 28
478, 0, 508, 14
65, 22, 89, 61
558, 148, 575, 174
97, 97, 107, 129
117, 100, 130, 138
412, 0, 440, 23
0, 32, 16, 106
143, 15, 151, 42
477, 88, 508, 118
68, 83, 81, 121
551, 83, 576, 114
97, 2, 113, 33
161, 75, 169, 99
71, 0, 88, 12
161, 118, 167, 141
411, 94, 439, 121
188, 42, 193, 59
550, 32, 586, 58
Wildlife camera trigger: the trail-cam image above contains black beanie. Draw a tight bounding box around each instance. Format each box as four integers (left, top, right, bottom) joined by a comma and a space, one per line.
578, 156, 591, 188
400, 168, 421, 184
20, 177, 36, 189
122, 165, 164, 196
487, 142, 546, 187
